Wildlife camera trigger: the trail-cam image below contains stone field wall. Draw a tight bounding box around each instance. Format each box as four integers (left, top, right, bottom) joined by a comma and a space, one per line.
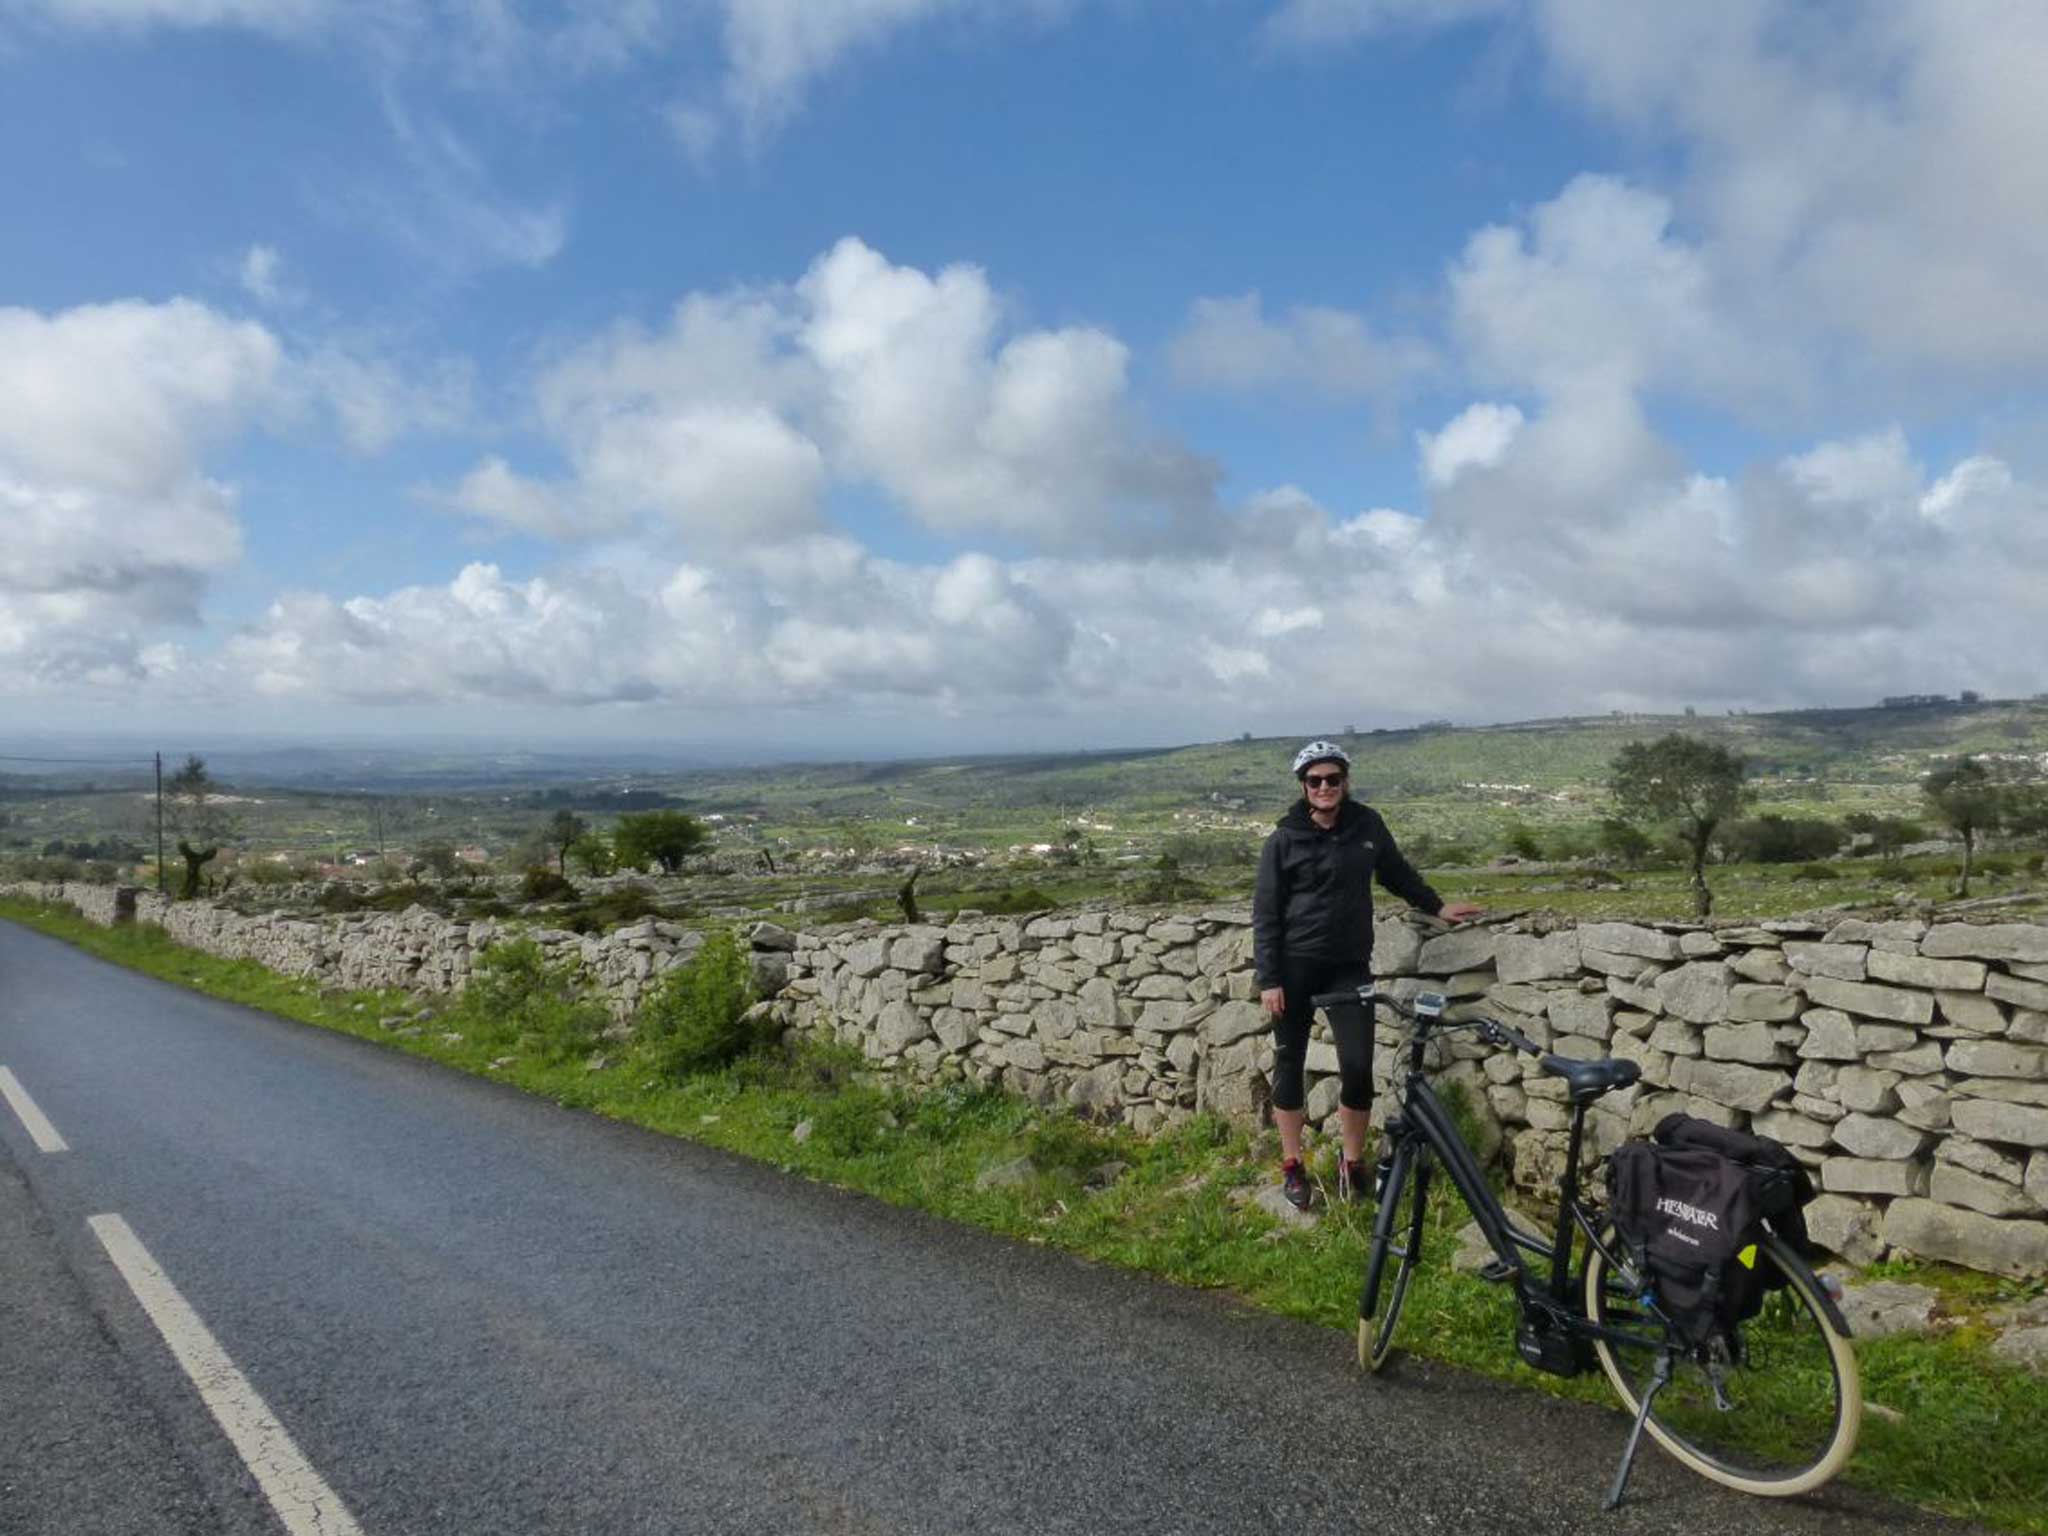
7, 879, 2046, 1279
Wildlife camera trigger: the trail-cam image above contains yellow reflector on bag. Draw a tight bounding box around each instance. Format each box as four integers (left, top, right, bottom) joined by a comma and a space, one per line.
1738, 1243, 1759, 1269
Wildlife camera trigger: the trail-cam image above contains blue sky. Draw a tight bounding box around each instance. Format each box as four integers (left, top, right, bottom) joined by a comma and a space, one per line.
3, 1, 2045, 755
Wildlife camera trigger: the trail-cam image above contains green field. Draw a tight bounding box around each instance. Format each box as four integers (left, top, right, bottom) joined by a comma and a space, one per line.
5, 696, 2046, 922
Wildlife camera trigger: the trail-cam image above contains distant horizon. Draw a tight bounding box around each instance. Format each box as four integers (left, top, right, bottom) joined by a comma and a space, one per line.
4, 690, 2036, 783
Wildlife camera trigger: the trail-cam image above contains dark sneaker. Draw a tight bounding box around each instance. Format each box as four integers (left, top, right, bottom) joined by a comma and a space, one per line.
1281, 1158, 1311, 1211
1338, 1158, 1370, 1206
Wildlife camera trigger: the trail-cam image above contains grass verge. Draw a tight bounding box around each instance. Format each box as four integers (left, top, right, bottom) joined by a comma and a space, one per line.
3, 897, 2043, 1533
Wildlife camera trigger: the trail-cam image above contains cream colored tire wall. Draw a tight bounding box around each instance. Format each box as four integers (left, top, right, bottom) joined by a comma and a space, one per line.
1583, 1232, 1862, 1498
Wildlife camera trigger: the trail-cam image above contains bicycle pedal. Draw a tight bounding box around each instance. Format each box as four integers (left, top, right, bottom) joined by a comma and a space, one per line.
1476, 1259, 1518, 1284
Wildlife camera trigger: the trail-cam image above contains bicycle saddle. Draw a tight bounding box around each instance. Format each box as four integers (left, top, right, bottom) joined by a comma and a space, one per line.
1539, 1054, 1641, 1099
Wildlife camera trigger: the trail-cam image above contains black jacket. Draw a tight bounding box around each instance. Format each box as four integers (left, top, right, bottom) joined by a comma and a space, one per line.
1252, 797, 1441, 987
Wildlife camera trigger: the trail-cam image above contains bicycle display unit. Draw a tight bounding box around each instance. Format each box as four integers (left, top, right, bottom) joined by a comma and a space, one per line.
1311, 984, 1862, 1510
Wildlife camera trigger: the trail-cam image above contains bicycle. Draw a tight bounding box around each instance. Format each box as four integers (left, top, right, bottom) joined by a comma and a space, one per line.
1313, 984, 1861, 1509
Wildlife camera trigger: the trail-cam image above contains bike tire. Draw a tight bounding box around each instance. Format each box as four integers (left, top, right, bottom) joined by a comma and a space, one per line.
1584, 1227, 1860, 1497
1357, 1142, 1430, 1373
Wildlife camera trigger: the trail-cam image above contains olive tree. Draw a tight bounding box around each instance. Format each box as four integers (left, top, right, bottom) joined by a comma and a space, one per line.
614, 810, 711, 874
1922, 758, 2003, 896
1609, 735, 1753, 917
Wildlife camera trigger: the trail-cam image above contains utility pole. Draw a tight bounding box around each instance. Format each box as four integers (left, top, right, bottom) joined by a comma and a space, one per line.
155, 752, 165, 896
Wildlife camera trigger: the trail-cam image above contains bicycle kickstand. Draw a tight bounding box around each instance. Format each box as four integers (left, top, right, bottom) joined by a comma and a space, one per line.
1604, 1353, 1673, 1511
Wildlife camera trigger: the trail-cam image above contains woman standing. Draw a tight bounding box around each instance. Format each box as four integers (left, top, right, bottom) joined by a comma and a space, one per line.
1252, 741, 1480, 1209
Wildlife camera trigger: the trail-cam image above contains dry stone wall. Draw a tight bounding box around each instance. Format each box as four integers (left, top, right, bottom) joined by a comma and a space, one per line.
7, 878, 2045, 1278
764, 907, 2048, 1280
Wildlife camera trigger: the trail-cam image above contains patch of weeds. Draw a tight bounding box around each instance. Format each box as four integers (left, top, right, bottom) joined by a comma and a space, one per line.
1022, 1109, 1118, 1179
635, 929, 754, 1079
560, 886, 666, 934
456, 938, 607, 1061
804, 1083, 897, 1157
1789, 862, 1842, 881
973, 885, 1059, 916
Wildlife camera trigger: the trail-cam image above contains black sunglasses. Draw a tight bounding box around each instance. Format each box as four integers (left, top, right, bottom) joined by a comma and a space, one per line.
1302, 772, 1346, 789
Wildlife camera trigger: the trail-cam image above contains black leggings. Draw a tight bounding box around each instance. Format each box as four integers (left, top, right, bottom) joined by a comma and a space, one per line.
1270, 957, 1375, 1113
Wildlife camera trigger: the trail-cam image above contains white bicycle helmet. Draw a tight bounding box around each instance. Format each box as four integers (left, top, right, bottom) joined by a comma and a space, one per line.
1291, 740, 1351, 779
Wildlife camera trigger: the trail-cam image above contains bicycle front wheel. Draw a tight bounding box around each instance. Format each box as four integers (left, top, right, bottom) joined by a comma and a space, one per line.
1584, 1228, 1860, 1497
1357, 1142, 1430, 1373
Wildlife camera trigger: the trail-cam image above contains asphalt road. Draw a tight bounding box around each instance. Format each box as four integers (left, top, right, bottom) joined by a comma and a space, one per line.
0, 917, 1983, 1535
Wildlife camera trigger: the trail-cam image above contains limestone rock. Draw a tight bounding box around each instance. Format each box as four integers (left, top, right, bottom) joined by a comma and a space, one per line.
1935, 990, 2008, 1034
1666, 1055, 1790, 1112
1494, 930, 1581, 984
1946, 1039, 2048, 1079
1805, 1194, 1885, 1266
1880, 1197, 2048, 1279
1866, 949, 1987, 992
1801, 974, 1934, 1026
1796, 1009, 1859, 1061
1727, 984, 1802, 1022
1835, 1066, 1903, 1114
1830, 1113, 1930, 1160
1783, 942, 1868, 982
1987, 972, 2048, 1013
1578, 922, 1684, 962
1931, 1165, 2038, 1218
1921, 924, 2048, 963
1417, 927, 1497, 976
1703, 1021, 1787, 1065
1652, 961, 1731, 1025
1835, 1280, 1938, 1338
1952, 1098, 2048, 1148
1822, 1157, 1928, 1198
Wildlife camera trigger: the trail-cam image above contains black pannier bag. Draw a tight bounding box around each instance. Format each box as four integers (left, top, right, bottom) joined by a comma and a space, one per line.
1606, 1112, 1818, 1345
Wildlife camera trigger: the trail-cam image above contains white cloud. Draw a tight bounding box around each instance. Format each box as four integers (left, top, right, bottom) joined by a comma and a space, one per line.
1263, 0, 1510, 48
0, 0, 329, 32
1531, 0, 2048, 379
0, 298, 278, 684
1417, 402, 1522, 489
1449, 174, 1791, 411
1168, 292, 1437, 405
443, 237, 1219, 553
237, 243, 297, 307
671, 0, 1073, 156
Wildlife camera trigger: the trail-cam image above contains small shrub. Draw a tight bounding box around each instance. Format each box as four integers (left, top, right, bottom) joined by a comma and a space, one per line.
2025, 852, 2044, 875
459, 938, 606, 1060
636, 929, 754, 1079
1976, 855, 2014, 878
975, 885, 1058, 916
316, 883, 363, 913
805, 1084, 895, 1157
520, 866, 577, 903
1788, 862, 1841, 881
1023, 1111, 1116, 1178
560, 886, 662, 934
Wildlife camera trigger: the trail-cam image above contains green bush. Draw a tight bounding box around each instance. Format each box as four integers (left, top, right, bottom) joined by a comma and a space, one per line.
804, 1083, 896, 1157
974, 885, 1059, 915
1789, 862, 1841, 881
560, 886, 663, 934
635, 929, 754, 1079
1023, 1111, 1116, 1177
316, 883, 363, 913
519, 866, 577, 902
459, 938, 607, 1060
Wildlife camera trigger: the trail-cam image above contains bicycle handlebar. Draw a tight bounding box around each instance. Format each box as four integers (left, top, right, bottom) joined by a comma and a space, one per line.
1322, 983, 1544, 1058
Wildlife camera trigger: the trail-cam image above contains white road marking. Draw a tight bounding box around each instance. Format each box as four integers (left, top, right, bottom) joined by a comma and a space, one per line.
0, 1065, 69, 1153
87, 1214, 367, 1536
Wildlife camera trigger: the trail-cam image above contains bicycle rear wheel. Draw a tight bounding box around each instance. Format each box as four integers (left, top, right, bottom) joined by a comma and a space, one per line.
1357, 1141, 1430, 1373
1584, 1228, 1860, 1496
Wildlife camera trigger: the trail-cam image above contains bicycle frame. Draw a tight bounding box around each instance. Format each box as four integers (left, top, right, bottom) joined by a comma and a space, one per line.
1374, 1008, 1654, 1354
